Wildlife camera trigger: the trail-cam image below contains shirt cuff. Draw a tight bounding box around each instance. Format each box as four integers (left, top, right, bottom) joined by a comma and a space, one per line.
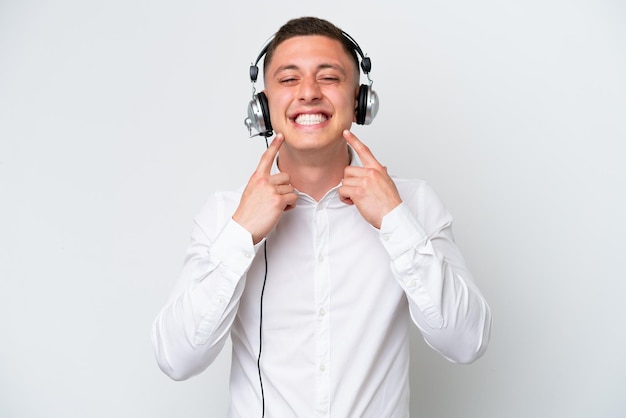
208, 218, 256, 279
379, 202, 427, 260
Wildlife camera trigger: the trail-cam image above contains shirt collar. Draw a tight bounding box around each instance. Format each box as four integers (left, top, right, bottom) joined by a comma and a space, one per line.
270, 145, 361, 174
269, 145, 361, 206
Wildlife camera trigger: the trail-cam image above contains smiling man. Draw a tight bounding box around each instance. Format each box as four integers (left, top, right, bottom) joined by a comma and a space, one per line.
152, 17, 492, 417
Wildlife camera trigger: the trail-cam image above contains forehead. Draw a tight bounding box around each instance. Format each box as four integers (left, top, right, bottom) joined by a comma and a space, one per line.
266, 35, 358, 73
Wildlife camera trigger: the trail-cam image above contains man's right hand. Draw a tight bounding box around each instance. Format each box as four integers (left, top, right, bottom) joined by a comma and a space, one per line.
232, 134, 298, 244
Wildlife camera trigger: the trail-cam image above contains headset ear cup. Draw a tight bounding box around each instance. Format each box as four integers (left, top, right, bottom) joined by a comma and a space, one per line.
356, 84, 379, 125
257, 91, 273, 134
356, 84, 369, 125
246, 91, 273, 136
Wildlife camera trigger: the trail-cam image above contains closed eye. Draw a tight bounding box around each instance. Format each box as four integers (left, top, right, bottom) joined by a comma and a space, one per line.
279, 77, 299, 85
319, 76, 340, 83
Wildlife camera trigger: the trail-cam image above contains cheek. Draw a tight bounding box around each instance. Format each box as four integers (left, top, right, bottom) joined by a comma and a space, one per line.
335, 92, 358, 118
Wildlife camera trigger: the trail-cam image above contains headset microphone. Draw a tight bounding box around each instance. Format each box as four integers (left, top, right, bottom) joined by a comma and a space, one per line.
244, 31, 379, 138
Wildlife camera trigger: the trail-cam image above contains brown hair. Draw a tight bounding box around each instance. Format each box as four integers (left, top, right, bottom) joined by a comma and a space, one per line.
263, 17, 360, 76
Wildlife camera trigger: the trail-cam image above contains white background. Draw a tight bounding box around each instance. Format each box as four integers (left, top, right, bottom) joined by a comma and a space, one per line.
1, 0, 625, 417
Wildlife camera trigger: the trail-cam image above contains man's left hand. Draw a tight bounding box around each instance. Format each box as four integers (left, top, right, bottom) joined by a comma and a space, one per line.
339, 130, 403, 229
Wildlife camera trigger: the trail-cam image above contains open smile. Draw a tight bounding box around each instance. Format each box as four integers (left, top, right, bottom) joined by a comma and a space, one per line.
293, 112, 330, 126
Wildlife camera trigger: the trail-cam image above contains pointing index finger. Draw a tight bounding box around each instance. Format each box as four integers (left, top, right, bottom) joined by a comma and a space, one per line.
256, 133, 284, 174
343, 129, 380, 168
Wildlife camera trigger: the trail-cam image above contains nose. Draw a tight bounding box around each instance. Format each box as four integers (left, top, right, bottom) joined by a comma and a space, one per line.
298, 76, 322, 103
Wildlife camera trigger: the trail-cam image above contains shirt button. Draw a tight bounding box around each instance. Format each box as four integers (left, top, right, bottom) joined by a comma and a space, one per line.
319, 364, 326, 372
218, 296, 226, 304
319, 308, 326, 317
243, 251, 252, 259
318, 255, 325, 263
408, 280, 417, 289
382, 234, 390, 241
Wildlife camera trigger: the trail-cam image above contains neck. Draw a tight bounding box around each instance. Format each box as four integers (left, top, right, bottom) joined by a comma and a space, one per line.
277, 143, 351, 201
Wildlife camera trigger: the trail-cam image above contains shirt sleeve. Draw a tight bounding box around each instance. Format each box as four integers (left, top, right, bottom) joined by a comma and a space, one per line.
151, 194, 258, 381
379, 182, 492, 364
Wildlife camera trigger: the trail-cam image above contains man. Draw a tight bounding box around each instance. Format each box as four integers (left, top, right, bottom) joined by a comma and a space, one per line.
152, 16, 491, 417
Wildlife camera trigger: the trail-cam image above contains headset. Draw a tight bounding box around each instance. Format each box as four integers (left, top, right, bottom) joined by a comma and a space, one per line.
244, 31, 379, 138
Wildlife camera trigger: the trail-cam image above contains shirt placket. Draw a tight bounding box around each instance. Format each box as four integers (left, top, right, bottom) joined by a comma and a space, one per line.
313, 199, 331, 417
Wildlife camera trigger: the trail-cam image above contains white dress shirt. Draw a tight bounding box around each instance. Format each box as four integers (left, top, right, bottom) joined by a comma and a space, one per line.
152, 154, 492, 417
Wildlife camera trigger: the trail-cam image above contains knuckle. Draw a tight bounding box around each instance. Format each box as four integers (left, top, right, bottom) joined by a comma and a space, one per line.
256, 175, 269, 184
365, 167, 378, 177
269, 194, 283, 207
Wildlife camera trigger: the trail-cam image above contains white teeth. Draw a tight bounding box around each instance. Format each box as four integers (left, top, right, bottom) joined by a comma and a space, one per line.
295, 113, 327, 125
